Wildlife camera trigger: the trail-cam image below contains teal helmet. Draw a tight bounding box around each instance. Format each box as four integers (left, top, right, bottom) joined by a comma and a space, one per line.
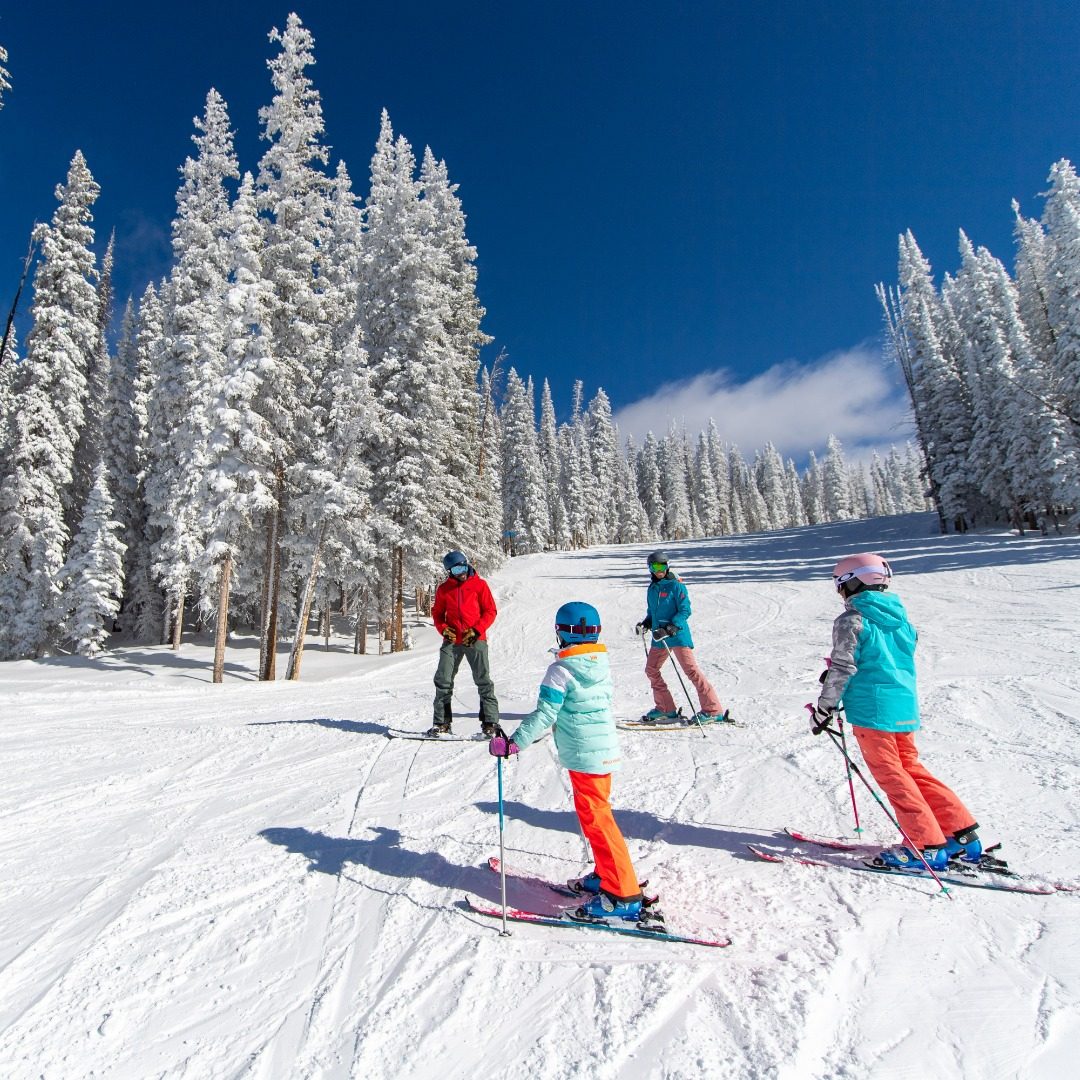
555, 601, 601, 646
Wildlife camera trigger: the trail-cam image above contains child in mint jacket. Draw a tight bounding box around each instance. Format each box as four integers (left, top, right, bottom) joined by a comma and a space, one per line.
490, 602, 645, 921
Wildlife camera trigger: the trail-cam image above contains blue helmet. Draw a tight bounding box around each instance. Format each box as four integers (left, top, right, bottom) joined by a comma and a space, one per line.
555, 601, 601, 646
442, 550, 469, 573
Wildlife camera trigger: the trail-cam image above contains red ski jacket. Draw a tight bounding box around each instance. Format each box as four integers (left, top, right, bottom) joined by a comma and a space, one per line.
432, 570, 497, 641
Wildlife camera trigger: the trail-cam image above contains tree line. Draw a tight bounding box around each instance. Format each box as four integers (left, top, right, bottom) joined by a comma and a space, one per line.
0, 14, 925, 673
878, 160, 1080, 535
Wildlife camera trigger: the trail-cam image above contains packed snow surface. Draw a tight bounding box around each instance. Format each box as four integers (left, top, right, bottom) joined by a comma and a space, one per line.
2, 513, 1079, 1079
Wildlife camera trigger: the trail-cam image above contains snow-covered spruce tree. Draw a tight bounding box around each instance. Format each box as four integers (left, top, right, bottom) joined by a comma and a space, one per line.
71, 231, 114, 526
285, 323, 380, 680
888, 231, 977, 530
0, 325, 17, 471
636, 431, 665, 537
756, 441, 788, 530
820, 434, 852, 521
1012, 200, 1058, 375
360, 111, 456, 646
104, 297, 147, 630
800, 449, 823, 526
1042, 160, 1080, 427
784, 458, 807, 527
614, 438, 650, 542
0, 43, 10, 108
56, 463, 125, 657
127, 283, 165, 641
255, 16, 334, 671
500, 368, 550, 553
870, 452, 896, 517
419, 147, 496, 567
194, 172, 276, 682
706, 421, 733, 535
560, 382, 590, 547
659, 425, 692, 540
584, 388, 620, 543
148, 89, 238, 651
0, 153, 100, 659
473, 365, 505, 568
539, 378, 571, 549
691, 432, 720, 536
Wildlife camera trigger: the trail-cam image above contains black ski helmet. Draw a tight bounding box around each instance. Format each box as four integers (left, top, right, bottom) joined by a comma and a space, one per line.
442, 550, 469, 573
647, 550, 670, 568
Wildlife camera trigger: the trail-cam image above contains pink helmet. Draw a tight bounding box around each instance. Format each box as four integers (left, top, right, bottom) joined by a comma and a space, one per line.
832, 553, 892, 594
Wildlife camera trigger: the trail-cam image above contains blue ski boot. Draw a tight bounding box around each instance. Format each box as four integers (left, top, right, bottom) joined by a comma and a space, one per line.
877, 845, 949, 872
642, 708, 681, 723
566, 870, 602, 895
945, 826, 983, 864
574, 891, 644, 922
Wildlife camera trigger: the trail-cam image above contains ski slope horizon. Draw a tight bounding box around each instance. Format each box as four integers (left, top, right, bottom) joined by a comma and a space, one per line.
2, 512, 1079, 1079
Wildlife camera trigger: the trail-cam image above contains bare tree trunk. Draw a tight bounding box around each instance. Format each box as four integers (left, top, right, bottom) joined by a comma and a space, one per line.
323, 584, 331, 652
286, 525, 326, 681
1, 233, 38, 369
170, 588, 185, 651
212, 551, 233, 684
259, 467, 285, 681
356, 588, 368, 654
391, 545, 406, 652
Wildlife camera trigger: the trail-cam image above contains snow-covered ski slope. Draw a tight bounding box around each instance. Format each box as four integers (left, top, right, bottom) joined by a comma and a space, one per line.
2, 512, 1079, 1080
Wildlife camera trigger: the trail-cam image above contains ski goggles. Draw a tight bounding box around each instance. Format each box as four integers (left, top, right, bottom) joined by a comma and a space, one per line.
834, 563, 891, 591
449, 563, 469, 576
649, 562, 668, 574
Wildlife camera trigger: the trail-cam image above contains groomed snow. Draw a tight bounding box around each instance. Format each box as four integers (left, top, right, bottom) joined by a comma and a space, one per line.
2, 512, 1078, 1079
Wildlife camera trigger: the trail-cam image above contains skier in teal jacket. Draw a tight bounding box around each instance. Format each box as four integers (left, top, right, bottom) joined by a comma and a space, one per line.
636, 550, 726, 724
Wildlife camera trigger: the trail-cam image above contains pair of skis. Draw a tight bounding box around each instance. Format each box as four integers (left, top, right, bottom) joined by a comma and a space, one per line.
464, 857, 732, 948
748, 829, 1073, 895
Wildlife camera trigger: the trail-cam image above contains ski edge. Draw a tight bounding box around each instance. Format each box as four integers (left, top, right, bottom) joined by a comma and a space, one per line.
463, 896, 732, 948
747, 844, 1057, 895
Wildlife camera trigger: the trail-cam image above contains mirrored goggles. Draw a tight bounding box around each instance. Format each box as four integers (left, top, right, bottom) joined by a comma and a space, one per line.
649, 562, 668, 574
449, 564, 469, 576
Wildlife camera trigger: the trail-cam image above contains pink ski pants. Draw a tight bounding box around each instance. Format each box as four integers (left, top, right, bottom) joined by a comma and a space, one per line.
645, 645, 723, 715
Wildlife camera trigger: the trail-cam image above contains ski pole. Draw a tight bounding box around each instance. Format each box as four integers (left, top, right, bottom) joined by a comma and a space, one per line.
838, 712, 862, 834
654, 631, 706, 738
821, 659, 860, 833
496, 755, 511, 936
806, 705, 951, 898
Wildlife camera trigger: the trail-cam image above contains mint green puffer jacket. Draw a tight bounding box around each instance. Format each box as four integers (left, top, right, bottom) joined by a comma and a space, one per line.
509, 643, 623, 774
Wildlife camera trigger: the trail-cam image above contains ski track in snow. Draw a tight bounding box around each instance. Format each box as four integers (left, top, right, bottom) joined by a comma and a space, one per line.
2, 513, 1080, 1079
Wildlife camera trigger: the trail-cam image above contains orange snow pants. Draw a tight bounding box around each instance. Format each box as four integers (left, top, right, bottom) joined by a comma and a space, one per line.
568, 771, 640, 900
853, 727, 976, 849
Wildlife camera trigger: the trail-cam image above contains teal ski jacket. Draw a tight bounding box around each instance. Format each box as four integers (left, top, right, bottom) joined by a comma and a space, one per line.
817, 590, 920, 732
645, 572, 694, 649
509, 643, 622, 774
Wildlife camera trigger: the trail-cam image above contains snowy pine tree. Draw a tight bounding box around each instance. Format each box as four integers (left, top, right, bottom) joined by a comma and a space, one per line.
56, 463, 125, 657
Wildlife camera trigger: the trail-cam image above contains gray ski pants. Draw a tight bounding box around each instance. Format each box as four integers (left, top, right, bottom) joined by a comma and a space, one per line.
433, 640, 500, 727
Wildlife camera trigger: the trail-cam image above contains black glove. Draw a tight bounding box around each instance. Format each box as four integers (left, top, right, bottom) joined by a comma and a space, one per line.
652, 623, 677, 640
810, 703, 837, 735
634, 617, 652, 635
461, 627, 479, 646
441, 627, 458, 645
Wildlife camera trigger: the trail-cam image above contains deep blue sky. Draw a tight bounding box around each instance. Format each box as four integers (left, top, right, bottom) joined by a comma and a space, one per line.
2, 2, 1080, 446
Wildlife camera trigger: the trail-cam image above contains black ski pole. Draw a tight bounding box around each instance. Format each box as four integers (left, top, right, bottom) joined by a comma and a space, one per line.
654, 630, 706, 738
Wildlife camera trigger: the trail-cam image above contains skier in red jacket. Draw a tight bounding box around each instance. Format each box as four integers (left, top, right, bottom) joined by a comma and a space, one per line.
430, 550, 500, 737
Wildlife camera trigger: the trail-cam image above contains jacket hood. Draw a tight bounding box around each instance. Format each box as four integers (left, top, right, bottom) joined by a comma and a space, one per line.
849, 590, 907, 629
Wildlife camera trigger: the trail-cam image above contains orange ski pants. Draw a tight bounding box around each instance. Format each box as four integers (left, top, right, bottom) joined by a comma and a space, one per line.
853, 727, 976, 849
568, 771, 640, 900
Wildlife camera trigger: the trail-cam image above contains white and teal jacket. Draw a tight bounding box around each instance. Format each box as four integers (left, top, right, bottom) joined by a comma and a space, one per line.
509, 643, 622, 774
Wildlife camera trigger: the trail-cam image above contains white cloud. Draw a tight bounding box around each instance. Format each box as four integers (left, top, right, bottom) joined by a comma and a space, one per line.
613, 344, 915, 462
